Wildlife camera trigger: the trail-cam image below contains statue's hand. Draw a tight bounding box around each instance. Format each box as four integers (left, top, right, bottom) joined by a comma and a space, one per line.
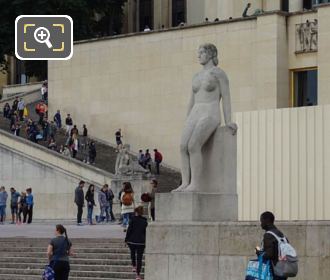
226, 122, 238, 135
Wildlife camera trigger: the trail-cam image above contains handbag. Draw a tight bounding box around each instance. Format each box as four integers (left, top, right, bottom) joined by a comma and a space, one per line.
245, 254, 273, 280
42, 238, 67, 280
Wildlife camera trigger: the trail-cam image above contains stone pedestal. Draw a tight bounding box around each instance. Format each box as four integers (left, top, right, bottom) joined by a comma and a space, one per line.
145, 126, 240, 279
157, 192, 238, 221
145, 221, 330, 280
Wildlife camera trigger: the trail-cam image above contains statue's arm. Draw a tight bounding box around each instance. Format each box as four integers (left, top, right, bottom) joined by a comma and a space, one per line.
218, 71, 238, 135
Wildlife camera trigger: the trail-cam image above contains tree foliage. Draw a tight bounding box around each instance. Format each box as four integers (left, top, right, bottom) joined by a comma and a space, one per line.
0, 0, 127, 79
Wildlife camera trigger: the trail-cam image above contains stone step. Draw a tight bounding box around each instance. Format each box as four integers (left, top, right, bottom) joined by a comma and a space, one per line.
0, 252, 131, 259
0, 238, 124, 243
0, 268, 142, 279
0, 262, 143, 273
0, 247, 129, 254
0, 274, 133, 280
0, 257, 137, 266
0, 242, 126, 249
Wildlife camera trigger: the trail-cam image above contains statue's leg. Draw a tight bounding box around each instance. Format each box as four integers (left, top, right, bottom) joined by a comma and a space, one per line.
185, 117, 219, 192
172, 122, 195, 192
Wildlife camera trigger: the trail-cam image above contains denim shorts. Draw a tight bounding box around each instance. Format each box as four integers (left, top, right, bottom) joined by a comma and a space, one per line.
0, 205, 6, 217
11, 206, 18, 214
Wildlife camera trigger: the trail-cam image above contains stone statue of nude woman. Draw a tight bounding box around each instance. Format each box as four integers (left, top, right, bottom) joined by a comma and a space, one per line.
173, 43, 237, 192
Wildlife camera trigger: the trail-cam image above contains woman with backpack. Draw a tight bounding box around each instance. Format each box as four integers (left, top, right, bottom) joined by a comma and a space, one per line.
120, 182, 135, 230
125, 206, 148, 280
85, 184, 96, 225
47, 224, 73, 280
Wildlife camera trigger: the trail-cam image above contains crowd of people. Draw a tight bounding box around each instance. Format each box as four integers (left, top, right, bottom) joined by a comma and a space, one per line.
0, 186, 34, 225
74, 179, 157, 228
138, 148, 163, 174
2, 96, 97, 165
73, 179, 153, 280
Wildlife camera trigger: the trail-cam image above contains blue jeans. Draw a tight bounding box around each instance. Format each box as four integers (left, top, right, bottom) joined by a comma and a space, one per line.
0, 205, 6, 222
99, 206, 110, 222
87, 205, 93, 224
122, 212, 133, 227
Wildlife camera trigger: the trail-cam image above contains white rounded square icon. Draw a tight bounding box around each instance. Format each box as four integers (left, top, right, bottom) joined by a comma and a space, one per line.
15, 15, 73, 60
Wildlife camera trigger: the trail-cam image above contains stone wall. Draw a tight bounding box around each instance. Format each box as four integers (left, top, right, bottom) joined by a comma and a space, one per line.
145, 221, 330, 280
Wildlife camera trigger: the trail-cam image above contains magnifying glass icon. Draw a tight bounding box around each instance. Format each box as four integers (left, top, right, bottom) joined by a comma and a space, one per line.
34, 27, 53, 49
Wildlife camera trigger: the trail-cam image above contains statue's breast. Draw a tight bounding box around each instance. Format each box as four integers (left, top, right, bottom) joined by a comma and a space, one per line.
192, 76, 201, 93
201, 72, 218, 92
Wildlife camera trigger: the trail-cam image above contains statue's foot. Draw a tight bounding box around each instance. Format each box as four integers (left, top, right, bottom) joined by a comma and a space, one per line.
172, 184, 188, 192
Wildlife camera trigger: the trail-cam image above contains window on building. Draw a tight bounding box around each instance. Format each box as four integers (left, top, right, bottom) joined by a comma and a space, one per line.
313, 0, 330, 5
303, 0, 313, 9
291, 69, 317, 107
281, 0, 289, 12
172, 0, 186, 27
139, 0, 153, 31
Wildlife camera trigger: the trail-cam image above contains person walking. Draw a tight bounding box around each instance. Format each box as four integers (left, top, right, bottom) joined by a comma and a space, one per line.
144, 149, 152, 172
0, 186, 8, 224
18, 192, 27, 224
71, 134, 79, 159
35, 100, 48, 125
149, 179, 158, 221
65, 114, 73, 136
26, 188, 34, 224
47, 224, 73, 280
88, 141, 96, 164
138, 150, 145, 168
115, 129, 123, 150
85, 184, 96, 225
257, 211, 288, 280
106, 184, 116, 222
74, 181, 85, 225
53, 110, 62, 129
153, 149, 163, 175
120, 182, 135, 230
125, 206, 148, 280
98, 185, 110, 223
3, 103, 11, 119
10, 187, 20, 224
17, 98, 25, 121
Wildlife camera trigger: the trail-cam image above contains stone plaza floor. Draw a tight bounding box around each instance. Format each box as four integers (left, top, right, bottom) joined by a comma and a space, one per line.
0, 221, 126, 239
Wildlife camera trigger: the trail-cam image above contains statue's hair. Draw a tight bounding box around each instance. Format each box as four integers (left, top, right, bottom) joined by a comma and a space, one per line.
199, 43, 219, 66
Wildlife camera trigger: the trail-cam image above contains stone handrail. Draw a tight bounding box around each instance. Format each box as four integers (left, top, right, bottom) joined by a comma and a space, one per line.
0, 128, 114, 185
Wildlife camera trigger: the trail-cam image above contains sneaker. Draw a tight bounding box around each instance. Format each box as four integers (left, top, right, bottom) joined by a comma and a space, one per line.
77, 223, 84, 226
132, 266, 137, 273
136, 276, 142, 280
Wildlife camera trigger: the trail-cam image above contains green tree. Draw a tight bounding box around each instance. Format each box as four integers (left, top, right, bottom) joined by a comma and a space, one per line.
0, 0, 127, 79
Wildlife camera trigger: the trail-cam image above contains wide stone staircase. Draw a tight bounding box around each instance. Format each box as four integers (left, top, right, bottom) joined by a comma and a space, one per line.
0, 99, 181, 193
0, 238, 141, 280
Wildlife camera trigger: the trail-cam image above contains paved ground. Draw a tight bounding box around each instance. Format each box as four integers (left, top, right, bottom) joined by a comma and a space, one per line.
0, 222, 126, 239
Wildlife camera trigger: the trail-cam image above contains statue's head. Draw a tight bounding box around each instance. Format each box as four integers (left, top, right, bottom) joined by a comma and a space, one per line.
198, 43, 219, 66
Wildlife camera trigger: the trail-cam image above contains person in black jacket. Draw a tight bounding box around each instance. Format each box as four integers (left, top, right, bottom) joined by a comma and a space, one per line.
125, 206, 148, 280
259, 211, 287, 280
85, 184, 96, 225
74, 181, 85, 225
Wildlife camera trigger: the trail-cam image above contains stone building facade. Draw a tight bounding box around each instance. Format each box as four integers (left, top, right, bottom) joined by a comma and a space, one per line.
49, 3, 330, 220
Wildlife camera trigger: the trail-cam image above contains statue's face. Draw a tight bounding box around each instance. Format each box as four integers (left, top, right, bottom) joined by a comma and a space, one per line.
198, 47, 211, 65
